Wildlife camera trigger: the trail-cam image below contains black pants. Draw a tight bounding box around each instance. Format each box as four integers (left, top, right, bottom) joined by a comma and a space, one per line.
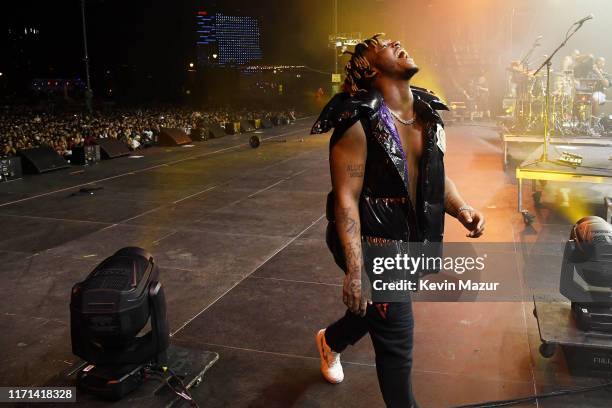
325, 223, 418, 407
325, 301, 418, 408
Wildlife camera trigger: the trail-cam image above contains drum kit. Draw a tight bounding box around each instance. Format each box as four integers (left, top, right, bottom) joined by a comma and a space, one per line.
509, 63, 608, 137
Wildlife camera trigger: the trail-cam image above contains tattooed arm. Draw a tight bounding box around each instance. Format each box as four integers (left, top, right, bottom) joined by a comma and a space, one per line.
330, 121, 368, 316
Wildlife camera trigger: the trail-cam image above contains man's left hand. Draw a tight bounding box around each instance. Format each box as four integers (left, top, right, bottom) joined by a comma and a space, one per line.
458, 208, 485, 238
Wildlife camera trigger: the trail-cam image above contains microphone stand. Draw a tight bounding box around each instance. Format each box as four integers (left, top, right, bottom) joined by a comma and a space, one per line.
532, 20, 589, 163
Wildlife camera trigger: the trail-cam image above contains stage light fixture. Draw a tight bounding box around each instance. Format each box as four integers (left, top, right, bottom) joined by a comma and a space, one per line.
70, 247, 170, 400
560, 216, 612, 332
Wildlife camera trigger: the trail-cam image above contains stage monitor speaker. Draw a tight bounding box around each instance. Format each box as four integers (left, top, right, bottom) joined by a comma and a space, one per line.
95, 138, 131, 159
0, 157, 22, 182
157, 128, 192, 146
225, 122, 240, 135
17, 146, 69, 174
261, 118, 274, 129
209, 124, 227, 139
240, 120, 256, 133
72, 145, 101, 165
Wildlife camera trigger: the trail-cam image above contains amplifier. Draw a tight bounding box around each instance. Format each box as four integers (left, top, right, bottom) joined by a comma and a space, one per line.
72, 145, 101, 166
0, 156, 23, 182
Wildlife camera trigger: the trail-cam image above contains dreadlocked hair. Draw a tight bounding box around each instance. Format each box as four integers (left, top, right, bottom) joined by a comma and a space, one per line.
342, 33, 386, 94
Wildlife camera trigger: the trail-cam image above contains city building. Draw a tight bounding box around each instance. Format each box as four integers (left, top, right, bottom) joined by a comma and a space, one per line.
196, 9, 262, 67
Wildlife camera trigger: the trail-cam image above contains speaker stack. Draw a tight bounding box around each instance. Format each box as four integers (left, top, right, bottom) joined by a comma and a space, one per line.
71, 145, 101, 166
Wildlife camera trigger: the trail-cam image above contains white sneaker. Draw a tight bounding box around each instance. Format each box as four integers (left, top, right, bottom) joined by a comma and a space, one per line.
316, 329, 344, 384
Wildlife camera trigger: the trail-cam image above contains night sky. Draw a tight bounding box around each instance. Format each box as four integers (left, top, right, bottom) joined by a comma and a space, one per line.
1, 0, 334, 77
2, 0, 611, 102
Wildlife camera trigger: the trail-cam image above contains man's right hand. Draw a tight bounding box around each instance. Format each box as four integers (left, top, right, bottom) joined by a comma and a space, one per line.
343, 272, 370, 317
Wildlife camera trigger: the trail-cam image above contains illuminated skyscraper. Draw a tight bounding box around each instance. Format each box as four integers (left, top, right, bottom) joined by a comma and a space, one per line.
196, 9, 262, 67
215, 14, 262, 65
196, 10, 215, 66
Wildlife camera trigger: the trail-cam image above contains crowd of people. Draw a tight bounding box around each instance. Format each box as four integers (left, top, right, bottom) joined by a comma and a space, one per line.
0, 107, 298, 159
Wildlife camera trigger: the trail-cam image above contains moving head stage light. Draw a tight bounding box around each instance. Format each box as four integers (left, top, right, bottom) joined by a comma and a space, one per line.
70, 247, 170, 400
560, 216, 612, 333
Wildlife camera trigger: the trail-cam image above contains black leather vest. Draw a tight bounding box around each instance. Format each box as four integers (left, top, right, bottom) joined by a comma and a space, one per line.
311, 87, 449, 267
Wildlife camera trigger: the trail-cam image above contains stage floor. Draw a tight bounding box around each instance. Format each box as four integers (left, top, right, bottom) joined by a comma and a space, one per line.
0, 119, 610, 407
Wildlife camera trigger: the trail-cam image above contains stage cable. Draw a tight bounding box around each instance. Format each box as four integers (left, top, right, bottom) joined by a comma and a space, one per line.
144, 365, 200, 408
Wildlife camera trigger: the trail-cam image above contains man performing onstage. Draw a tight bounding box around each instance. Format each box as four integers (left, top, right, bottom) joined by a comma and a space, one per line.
311, 34, 485, 407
